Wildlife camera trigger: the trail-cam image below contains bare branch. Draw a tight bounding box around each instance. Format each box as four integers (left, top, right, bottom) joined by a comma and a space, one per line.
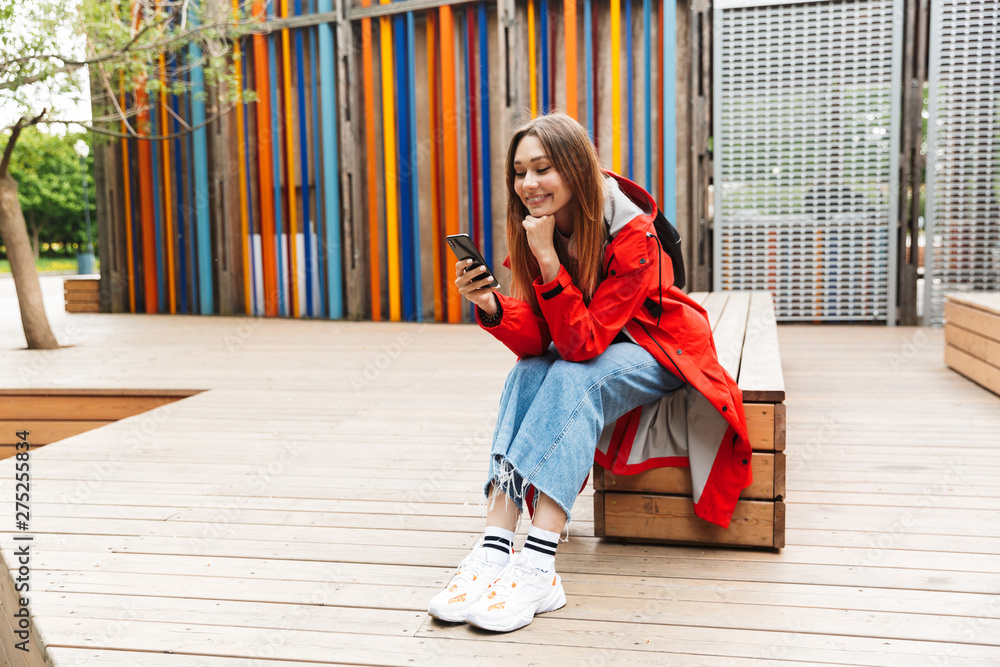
0, 62, 84, 92
1, 109, 47, 176
95, 61, 139, 138
161, 100, 192, 132
0, 13, 259, 92
0, 9, 173, 70
43, 102, 236, 141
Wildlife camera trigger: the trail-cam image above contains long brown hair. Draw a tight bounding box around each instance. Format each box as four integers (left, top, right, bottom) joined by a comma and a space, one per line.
504, 113, 606, 314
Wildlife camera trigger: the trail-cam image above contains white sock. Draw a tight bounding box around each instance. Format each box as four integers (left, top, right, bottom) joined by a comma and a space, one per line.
480, 526, 515, 565
521, 526, 560, 572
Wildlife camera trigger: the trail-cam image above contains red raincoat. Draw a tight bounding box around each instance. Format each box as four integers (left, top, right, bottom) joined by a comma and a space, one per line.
478, 172, 752, 528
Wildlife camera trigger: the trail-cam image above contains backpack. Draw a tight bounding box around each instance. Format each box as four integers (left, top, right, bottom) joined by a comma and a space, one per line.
652, 208, 686, 290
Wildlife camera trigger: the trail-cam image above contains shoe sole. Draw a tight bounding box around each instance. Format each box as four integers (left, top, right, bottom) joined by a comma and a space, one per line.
427, 607, 469, 623
466, 584, 566, 633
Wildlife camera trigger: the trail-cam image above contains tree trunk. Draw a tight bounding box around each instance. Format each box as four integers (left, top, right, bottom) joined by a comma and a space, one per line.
29, 214, 40, 259
0, 172, 60, 350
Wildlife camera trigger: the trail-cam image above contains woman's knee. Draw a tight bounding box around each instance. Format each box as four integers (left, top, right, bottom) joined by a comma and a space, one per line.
540, 358, 595, 395
506, 352, 557, 385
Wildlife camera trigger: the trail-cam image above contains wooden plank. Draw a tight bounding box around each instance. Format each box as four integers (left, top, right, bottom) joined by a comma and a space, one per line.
65, 303, 101, 313
946, 321, 1000, 368
710, 290, 750, 377
0, 557, 46, 667
63, 279, 100, 292
0, 635, 11, 667
738, 291, 786, 402
598, 492, 777, 548
0, 395, 182, 421
593, 483, 605, 536
0, 421, 112, 445
26, 616, 805, 667
773, 402, 786, 452
945, 291, 1000, 319
41, 616, 1000, 666
698, 291, 727, 331
744, 402, 775, 451
45, 649, 348, 667
945, 344, 1000, 397
773, 499, 785, 549
602, 453, 775, 499
592, 461, 605, 491
63, 291, 100, 304
0, 445, 19, 460
773, 450, 785, 500
944, 300, 1000, 344
0, 389, 199, 398
19, 572, 1000, 653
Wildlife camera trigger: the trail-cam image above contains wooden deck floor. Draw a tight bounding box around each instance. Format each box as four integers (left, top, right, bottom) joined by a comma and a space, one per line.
2, 276, 999, 666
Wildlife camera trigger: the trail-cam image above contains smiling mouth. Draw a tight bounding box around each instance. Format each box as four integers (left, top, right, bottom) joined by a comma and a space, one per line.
525, 194, 550, 205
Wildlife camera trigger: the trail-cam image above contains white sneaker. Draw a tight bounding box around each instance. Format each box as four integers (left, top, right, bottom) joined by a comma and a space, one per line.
465, 552, 566, 632
428, 548, 506, 623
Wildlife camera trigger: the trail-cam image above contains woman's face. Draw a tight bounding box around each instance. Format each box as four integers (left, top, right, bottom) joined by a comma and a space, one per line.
512, 135, 573, 223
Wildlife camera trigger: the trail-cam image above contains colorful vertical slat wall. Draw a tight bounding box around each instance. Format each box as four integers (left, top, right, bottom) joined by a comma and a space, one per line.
101, 0, 680, 322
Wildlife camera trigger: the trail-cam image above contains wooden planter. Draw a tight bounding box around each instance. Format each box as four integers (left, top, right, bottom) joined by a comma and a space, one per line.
945, 292, 1000, 396
63, 277, 100, 313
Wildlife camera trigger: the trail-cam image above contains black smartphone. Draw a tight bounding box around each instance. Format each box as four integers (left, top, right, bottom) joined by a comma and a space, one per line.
446, 234, 500, 289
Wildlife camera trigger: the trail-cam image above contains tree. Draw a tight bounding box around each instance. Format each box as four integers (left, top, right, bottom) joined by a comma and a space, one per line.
0, 0, 252, 349
0, 127, 96, 258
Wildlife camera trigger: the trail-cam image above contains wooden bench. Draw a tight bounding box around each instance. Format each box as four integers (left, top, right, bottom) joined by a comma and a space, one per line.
944, 292, 1000, 396
593, 290, 786, 550
63, 277, 100, 312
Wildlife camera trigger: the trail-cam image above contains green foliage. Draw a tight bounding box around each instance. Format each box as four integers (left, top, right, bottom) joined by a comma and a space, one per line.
0, 126, 96, 251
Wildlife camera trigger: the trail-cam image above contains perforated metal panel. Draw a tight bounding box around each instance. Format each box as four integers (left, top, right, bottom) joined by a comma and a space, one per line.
924, 0, 1000, 326
714, 0, 901, 322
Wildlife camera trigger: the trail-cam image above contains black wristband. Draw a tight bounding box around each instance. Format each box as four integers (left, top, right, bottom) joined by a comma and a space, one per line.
478, 297, 503, 326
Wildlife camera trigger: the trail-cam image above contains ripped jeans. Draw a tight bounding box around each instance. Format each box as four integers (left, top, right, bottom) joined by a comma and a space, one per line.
485, 341, 685, 523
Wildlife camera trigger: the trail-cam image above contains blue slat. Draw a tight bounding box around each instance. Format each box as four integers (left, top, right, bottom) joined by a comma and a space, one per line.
585, 0, 593, 138
478, 2, 493, 267
626, 0, 634, 180
188, 8, 213, 315
394, 11, 414, 321
407, 11, 422, 321
185, 93, 199, 313
317, 0, 343, 319
540, 0, 549, 114
662, 0, 676, 221
308, 9, 326, 317
171, 86, 188, 315
462, 10, 476, 321
643, 0, 652, 192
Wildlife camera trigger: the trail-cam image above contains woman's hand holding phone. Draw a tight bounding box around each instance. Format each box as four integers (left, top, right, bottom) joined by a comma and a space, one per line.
455, 259, 500, 315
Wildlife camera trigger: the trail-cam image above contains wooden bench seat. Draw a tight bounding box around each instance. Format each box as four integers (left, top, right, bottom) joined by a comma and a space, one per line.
593, 290, 786, 550
944, 292, 1000, 396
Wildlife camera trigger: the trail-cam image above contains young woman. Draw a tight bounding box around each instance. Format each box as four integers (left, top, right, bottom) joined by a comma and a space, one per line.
428, 113, 751, 632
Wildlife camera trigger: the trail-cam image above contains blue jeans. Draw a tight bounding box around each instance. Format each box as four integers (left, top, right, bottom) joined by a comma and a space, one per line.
486, 341, 685, 522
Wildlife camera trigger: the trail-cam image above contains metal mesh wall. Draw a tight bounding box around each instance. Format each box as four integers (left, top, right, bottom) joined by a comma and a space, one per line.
925, 0, 1000, 326
714, 0, 901, 322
